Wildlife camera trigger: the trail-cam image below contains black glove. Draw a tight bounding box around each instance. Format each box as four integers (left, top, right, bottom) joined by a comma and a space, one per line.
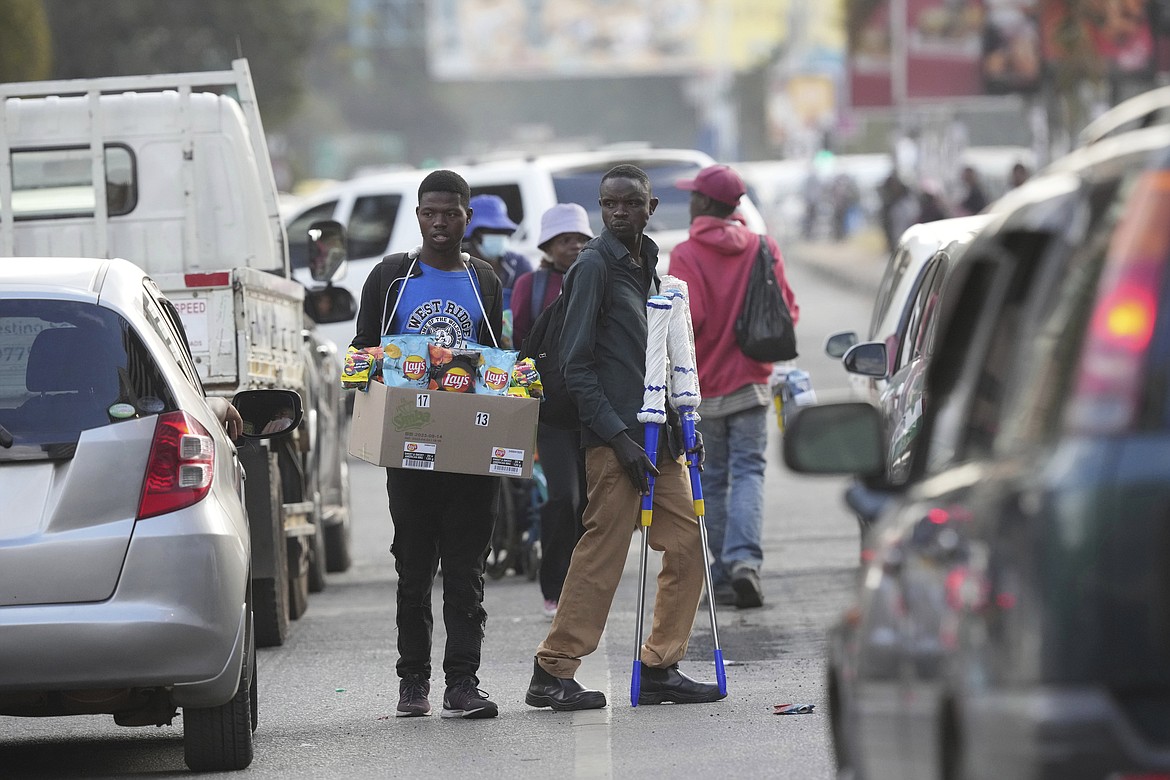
610, 431, 659, 495
669, 423, 705, 472
686, 430, 705, 472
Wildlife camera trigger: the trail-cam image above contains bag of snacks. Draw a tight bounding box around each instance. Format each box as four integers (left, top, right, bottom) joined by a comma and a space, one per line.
341, 346, 383, 389
380, 335, 432, 388
507, 356, 543, 398
477, 346, 520, 395
427, 343, 480, 393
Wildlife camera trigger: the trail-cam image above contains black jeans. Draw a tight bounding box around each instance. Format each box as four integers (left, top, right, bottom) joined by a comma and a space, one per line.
385, 468, 499, 685
536, 424, 586, 602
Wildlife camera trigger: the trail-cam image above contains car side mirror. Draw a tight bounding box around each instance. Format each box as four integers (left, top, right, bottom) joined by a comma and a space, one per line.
825, 330, 859, 359
843, 342, 888, 378
307, 220, 347, 282
304, 285, 357, 325
232, 389, 303, 439
782, 401, 886, 478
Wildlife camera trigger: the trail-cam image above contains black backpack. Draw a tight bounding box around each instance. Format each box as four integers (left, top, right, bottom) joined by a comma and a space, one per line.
735, 235, 798, 362
519, 293, 579, 430
518, 262, 609, 431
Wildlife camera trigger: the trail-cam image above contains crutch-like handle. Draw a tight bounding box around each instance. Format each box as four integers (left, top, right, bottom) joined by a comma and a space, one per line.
680, 410, 704, 515
641, 424, 660, 526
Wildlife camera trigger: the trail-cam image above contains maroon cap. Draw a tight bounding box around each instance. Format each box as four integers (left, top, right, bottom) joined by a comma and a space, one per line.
676, 164, 746, 207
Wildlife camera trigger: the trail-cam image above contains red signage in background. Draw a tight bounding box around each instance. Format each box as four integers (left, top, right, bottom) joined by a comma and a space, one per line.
849, 0, 985, 108
1040, 0, 1155, 76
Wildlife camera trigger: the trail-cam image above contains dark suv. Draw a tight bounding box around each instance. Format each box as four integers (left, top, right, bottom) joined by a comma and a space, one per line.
785, 120, 1170, 778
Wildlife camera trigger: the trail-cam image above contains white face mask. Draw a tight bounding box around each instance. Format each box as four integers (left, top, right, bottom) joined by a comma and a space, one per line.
477, 233, 510, 260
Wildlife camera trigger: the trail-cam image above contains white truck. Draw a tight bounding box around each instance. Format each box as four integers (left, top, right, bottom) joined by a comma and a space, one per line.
0, 59, 356, 647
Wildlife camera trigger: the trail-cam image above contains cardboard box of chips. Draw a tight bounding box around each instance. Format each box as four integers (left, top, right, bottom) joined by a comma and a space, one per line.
348, 380, 539, 478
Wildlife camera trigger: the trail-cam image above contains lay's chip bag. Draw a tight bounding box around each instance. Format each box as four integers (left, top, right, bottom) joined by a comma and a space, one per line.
428, 344, 480, 393
380, 335, 431, 388
477, 347, 519, 395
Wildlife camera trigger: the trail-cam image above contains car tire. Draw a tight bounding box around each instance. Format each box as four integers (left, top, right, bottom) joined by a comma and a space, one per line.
183, 646, 255, 771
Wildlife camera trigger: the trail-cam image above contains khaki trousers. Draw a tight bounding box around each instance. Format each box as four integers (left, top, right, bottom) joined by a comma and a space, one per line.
536, 444, 705, 678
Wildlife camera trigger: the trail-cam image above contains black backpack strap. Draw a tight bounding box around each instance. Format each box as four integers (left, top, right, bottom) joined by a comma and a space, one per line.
530, 268, 550, 316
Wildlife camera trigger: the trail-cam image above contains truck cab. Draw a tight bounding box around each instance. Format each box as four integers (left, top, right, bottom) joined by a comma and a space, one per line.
0, 59, 354, 647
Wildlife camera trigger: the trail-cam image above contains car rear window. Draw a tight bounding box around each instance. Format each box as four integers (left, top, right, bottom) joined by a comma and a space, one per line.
9, 145, 137, 218
0, 300, 176, 460
552, 160, 703, 234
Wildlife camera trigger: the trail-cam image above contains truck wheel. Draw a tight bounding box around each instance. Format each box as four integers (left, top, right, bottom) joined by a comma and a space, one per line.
183, 645, 255, 771
324, 462, 352, 573
252, 574, 288, 648
308, 522, 328, 593
287, 536, 310, 621
324, 520, 352, 573
252, 463, 290, 649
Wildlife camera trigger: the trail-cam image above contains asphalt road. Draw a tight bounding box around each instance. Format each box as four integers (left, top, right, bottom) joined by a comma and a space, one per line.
0, 254, 880, 779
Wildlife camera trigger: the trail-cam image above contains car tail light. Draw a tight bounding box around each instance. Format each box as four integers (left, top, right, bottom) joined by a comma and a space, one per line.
137, 411, 215, 519
1067, 171, 1170, 435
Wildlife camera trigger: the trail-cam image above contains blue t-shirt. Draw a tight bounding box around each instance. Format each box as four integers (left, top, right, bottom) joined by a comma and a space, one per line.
389, 263, 485, 348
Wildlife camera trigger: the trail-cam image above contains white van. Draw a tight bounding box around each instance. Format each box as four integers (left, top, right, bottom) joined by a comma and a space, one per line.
286, 148, 769, 350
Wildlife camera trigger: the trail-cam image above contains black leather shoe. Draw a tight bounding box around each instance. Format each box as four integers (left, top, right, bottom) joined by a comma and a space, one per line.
525, 657, 607, 711
638, 663, 725, 705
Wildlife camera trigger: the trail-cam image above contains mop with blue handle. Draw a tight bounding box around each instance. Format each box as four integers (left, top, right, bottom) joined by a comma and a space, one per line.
631, 293, 673, 707
661, 275, 727, 697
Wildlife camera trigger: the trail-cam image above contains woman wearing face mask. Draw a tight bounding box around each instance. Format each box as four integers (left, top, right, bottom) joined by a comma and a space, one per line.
462, 194, 534, 313
510, 203, 593, 619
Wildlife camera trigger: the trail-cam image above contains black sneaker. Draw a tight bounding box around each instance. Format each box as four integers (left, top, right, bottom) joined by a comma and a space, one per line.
731, 564, 764, 609
441, 678, 499, 719
396, 677, 431, 717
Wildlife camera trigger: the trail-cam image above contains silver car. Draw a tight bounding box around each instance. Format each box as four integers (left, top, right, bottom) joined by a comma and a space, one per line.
0, 257, 299, 771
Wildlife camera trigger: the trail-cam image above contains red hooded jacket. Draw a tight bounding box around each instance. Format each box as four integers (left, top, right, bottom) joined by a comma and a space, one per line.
668, 215, 799, 400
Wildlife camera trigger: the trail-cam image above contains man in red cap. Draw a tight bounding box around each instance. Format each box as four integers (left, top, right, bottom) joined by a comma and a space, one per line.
670, 164, 799, 609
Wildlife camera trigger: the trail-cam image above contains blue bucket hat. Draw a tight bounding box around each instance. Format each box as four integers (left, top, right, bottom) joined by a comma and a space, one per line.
464, 194, 519, 238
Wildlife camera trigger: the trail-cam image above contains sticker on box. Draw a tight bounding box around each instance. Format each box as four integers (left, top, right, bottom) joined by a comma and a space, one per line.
402, 441, 437, 470
489, 447, 526, 476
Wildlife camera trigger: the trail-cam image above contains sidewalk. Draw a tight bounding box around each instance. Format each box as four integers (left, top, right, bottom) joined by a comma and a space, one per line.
781, 227, 888, 298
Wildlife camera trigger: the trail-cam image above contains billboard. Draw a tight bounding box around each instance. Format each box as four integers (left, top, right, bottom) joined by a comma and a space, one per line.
1040, 0, 1155, 76
425, 0, 786, 80
849, 0, 1165, 108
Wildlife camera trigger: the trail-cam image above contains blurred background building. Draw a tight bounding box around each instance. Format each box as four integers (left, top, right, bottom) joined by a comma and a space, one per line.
2, 0, 1169, 197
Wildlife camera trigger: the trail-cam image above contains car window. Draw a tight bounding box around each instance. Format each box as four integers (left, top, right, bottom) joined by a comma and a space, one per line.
347, 194, 402, 259
958, 231, 1056, 461
896, 255, 944, 372
287, 200, 339, 270
551, 160, 703, 234
870, 246, 913, 339
0, 299, 176, 460
141, 279, 202, 391
995, 175, 1134, 451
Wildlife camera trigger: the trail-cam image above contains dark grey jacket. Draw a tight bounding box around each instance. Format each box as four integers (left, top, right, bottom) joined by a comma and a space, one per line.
561, 229, 671, 450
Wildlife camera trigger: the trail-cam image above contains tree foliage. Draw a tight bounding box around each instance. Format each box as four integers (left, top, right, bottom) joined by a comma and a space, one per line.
0, 0, 52, 82
40, 0, 323, 127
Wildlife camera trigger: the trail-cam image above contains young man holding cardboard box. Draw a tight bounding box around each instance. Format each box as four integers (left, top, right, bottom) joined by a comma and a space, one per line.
350, 170, 504, 720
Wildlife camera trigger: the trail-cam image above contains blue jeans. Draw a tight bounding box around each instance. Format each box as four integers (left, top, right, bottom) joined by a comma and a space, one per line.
696, 405, 768, 588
